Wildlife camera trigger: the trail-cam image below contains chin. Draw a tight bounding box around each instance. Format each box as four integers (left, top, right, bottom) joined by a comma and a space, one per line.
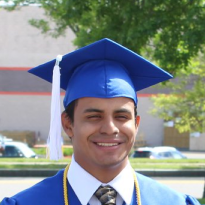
97, 155, 128, 168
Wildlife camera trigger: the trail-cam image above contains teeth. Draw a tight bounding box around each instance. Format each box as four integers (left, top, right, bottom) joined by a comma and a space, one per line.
97, 143, 118, 147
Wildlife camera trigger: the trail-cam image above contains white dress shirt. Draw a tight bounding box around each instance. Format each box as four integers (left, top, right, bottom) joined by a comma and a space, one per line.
67, 155, 134, 205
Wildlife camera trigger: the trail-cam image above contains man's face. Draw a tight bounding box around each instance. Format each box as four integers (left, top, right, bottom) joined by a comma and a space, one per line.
62, 97, 140, 174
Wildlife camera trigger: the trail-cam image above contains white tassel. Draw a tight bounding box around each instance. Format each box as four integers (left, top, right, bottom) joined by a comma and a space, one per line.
47, 55, 63, 160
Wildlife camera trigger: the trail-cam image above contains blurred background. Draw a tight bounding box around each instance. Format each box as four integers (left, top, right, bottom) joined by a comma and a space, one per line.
0, 0, 205, 203
0, 0, 205, 152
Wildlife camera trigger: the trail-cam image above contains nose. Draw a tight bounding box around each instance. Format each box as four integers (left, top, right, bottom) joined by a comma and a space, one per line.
99, 117, 119, 136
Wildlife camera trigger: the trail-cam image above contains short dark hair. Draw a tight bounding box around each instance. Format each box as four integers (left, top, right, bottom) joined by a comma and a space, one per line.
64, 100, 78, 124
64, 99, 137, 123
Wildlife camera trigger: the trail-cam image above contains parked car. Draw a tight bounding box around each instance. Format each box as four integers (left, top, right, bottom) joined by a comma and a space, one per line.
130, 146, 187, 159
0, 141, 37, 158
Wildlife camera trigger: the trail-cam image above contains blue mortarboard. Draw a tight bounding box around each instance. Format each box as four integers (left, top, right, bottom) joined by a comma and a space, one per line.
29, 38, 172, 107
28, 38, 172, 160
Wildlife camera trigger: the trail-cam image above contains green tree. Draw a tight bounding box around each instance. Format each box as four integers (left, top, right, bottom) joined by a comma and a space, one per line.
150, 53, 205, 133
6, 0, 205, 75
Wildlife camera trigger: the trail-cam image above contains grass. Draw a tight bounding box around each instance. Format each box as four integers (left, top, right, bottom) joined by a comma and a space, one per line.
0, 158, 204, 170
32, 147, 73, 157
0, 157, 70, 169
129, 158, 205, 169
198, 198, 205, 204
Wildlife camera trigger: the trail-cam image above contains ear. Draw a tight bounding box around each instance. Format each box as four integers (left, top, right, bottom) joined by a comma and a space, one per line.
133, 116, 140, 145
135, 115, 140, 128
61, 112, 74, 137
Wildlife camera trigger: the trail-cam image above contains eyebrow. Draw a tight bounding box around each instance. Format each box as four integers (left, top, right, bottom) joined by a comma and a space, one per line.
83, 108, 104, 113
114, 108, 132, 114
83, 108, 132, 114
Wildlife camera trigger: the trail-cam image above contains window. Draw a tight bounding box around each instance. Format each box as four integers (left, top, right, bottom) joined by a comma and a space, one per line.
4, 146, 23, 157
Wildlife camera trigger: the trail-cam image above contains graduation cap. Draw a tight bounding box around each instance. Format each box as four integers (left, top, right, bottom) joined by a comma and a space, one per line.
28, 38, 172, 160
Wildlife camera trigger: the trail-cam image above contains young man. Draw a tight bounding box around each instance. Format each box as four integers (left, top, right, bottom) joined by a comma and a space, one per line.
1, 38, 200, 205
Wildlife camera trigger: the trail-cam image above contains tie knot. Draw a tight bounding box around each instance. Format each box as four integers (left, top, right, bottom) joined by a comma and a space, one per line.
94, 185, 117, 205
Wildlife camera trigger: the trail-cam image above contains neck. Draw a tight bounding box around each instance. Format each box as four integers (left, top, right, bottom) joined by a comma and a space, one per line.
76, 157, 128, 183
90, 165, 126, 183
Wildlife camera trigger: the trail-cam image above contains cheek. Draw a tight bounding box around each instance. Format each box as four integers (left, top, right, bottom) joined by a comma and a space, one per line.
71, 122, 96, 142
121, 122, 137, 137
79, 120, 100, 133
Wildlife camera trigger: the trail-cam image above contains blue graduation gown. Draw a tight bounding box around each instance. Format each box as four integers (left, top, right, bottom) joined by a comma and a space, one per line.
1, 169, 201, 205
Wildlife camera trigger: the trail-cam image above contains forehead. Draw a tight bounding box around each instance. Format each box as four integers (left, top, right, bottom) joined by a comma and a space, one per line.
75, 97, 135, 111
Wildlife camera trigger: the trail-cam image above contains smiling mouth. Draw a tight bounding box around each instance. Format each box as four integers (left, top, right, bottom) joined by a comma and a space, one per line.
96, 143, 120, 147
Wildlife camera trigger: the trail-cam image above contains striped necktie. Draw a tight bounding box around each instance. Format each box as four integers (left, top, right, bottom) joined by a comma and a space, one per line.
94, 185, 117, 205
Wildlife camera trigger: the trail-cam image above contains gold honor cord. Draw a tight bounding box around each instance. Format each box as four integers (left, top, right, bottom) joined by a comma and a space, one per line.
63, 164, 69, 205
63, 164, 142, 205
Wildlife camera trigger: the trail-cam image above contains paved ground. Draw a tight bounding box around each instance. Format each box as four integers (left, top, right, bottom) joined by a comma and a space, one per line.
154, 177, 205, 199
181, 151, 205, 159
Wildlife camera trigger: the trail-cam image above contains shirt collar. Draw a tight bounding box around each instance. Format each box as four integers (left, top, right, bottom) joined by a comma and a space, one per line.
68, 155, 134, 205
108, 163, 134, 204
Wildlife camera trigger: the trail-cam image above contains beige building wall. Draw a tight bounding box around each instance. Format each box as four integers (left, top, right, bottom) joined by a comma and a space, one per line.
0, 94, 60, 143
0, 6, 75, 143
0, 6, 75, 67
137, 98, 164, 146
190, 133, 205, 151
0, 94, 163, 146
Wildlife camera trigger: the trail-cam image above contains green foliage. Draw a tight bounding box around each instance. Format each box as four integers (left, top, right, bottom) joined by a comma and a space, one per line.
6, 0, 205, 75
151, 53, 205, 133
63, 147, 73, 156
32, 147, 46, 156
32, 147, 73, 156
198, 198, 205, 204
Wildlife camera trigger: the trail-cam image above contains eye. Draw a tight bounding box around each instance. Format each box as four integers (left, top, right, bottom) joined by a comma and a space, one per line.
87, 115, 102, 120
115, 115, 129, 120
